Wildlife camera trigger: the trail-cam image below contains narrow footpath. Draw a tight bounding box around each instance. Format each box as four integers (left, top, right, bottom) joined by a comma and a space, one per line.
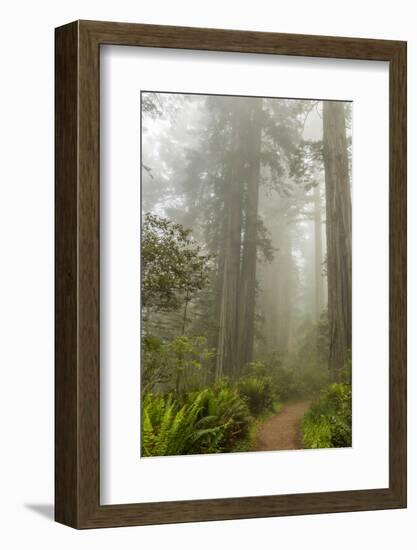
252, 400, 311, 451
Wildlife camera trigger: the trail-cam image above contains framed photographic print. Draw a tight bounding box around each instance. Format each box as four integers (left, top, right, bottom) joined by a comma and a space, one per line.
55, 20, 406, 528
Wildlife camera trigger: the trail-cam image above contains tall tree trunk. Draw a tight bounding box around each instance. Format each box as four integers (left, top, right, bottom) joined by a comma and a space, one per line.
314, 181, 324, 321
237, 99, 263, 370
210, 247, 224, 343
261, 259, 277, 354
216, 105, 244, 379
323, 101, 352, 375
276, 226, 292, 354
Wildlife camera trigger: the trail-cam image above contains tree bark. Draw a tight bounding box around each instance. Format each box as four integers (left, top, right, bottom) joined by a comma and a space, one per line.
314, 180, 324, 321
237, 99, 263, 370
216, 103, 244, 379
323, 101, 352, 375
276, 226, 292, 354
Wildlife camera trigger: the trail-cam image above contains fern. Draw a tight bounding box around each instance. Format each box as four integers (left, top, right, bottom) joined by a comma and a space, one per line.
141, 385, 251, 456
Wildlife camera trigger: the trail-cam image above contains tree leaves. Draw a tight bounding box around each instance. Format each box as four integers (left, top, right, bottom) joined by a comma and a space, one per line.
142, 212, 211, 312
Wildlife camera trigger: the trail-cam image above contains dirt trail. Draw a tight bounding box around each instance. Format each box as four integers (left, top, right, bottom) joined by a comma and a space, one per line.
252, 400, 311, 452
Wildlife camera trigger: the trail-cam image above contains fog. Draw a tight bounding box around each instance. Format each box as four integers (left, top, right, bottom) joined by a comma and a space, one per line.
141, 91, 351, 382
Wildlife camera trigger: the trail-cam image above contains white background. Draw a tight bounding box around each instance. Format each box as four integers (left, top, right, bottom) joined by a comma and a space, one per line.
0, 0, 416, 548
101, 47, 389, 504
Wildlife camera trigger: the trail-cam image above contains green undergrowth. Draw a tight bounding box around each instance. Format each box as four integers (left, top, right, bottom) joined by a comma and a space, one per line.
301, 382, 352, 449
140, 318, 337, 457
141, 374, 282, 457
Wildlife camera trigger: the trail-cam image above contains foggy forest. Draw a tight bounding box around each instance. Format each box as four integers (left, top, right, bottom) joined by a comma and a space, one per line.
141, 92, 352, 457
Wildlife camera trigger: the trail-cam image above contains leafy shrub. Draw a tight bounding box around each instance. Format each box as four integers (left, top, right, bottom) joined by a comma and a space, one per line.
188, 382, 251, 452
141, 335, 214, 394
295, 363, 329, 397
237, 375, 275, 415
271, 362, 298, 401
241, 360, 270, 378
141, 392, 207, 456
302, 383, 352, 449
337, 354, 352, 385
142, 212, 211, 313
141, 383, 251, 456
236, 361, 277, 415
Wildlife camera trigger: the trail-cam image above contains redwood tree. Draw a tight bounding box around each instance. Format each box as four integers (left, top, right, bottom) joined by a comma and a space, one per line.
313, 180, 324, 321
323, 101, 352, 375
216, 100, 245, 378
237, 98, 263, 368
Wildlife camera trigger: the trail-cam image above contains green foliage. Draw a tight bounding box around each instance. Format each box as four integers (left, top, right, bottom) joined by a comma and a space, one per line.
273, 365, 299, 400
237, 362, 276, 415
142, 334, 214, 394
302, 382, 352, 449
188, 383, 252, 452
269, 313, 330, 400
302, 420, 332, 448
141, 383, 251, 456
141, 352, 282, 457
336, 354, 352, 385
237, 376, 275, 415
141, 314, 333, 457
141, 392, 210, 457
142, 212, 211, 312
260, 353, 298, 401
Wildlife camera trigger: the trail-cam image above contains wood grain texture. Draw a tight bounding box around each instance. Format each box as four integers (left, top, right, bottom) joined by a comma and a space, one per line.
388, 41, 407, 503
55, 21, 79, 527
55, 20, 407, 529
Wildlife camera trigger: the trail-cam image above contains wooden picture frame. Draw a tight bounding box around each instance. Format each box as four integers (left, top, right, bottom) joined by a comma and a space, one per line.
55, 20, 407, 529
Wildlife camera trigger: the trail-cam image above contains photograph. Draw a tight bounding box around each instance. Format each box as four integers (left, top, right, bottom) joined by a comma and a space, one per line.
140, 91, 352, 457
